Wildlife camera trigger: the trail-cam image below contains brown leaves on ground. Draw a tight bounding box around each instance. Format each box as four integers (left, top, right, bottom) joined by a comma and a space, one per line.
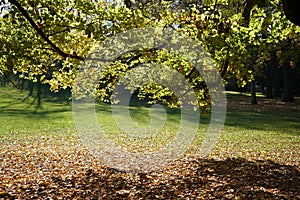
0, 140, 299, 199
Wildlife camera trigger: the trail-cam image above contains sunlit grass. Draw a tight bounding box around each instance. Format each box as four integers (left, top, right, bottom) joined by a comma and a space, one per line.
0, 86, 299, 165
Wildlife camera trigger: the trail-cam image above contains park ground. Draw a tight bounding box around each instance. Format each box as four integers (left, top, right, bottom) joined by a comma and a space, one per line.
0, 87, 299, 199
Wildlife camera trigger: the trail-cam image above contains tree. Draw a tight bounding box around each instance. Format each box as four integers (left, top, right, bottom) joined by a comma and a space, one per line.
0, 0, 299, 107
276, 36, 300, 102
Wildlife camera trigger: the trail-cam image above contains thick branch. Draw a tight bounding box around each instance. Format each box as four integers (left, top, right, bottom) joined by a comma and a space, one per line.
242, 0, 266, 27
124, 0, 132, 8
242, 1, 255, 27
8, 0, 84, 61
220, 59, 229, 78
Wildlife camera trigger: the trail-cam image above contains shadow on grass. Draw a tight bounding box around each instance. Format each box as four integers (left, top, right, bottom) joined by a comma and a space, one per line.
225, 109, 300, 135
1, 91, 299, 135
111, 105, 211, 126
0, 87, 72, 113
0, 106, 71, 119
4, 157, 299, 199
0, 98, 70, 120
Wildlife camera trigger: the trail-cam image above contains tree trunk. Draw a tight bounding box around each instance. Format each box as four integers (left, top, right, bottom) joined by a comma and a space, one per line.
19, 79, 25, 92
266, 77, 273, 98
266, 53, 277, 98
28, 81, 34, 96
36, 76, 42, 107
0, 76, 7, 87
273, 66, 281, 98
251, 80, 258, 105
282, 62, 294, 102
265, 66, 273, 98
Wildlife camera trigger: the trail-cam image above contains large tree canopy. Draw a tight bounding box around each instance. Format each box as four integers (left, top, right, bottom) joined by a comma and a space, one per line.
0, 0, 299, 107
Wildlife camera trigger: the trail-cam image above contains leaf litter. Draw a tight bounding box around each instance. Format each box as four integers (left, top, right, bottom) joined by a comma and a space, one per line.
0, 134, 299, 199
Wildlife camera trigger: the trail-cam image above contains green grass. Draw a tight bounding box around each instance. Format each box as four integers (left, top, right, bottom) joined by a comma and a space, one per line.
0, 88, 74, 139
0, 86, 299, 165
212, 93, 300, 164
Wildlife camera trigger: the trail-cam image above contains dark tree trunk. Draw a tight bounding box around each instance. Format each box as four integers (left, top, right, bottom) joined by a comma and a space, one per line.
266, 66, 274, 99
0, 76, 7, 87
28, 81, 34, 96
266, 75, 273, 98
251, 80, 258, 105
36, 76, 42, 107
261, 82, 265, 93
273, 66, 281, 98
282, 62, 294, 102
266, 53, 276, 98
19, 79, 25, 92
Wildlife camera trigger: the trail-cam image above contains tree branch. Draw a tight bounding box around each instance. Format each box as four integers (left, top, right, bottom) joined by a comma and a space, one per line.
8, 0, 84, 61
47, 28, 70, 37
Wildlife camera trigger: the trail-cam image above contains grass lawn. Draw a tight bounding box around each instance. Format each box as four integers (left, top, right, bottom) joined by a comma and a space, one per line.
0, 86, 299, 199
